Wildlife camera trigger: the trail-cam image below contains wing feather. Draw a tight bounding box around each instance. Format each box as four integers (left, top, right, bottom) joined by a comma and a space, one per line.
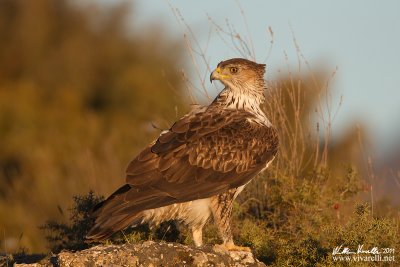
126, 107, 278, 193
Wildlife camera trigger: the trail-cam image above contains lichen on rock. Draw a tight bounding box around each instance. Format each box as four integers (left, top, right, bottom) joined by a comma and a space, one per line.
13, 241, 266, 267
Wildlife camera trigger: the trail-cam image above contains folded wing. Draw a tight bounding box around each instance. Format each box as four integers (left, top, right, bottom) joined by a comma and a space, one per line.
86, 106, 278, 241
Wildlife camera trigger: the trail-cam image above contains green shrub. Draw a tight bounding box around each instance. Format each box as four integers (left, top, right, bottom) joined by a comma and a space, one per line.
40, 166, 399, 266
40, 191, 103, 252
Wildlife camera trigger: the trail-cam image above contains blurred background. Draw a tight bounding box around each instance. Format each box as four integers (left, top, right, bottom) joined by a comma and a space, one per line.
0, 0, 399, 254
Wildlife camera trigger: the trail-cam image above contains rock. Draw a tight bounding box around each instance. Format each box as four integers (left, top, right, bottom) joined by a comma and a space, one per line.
13, 241, 266, 267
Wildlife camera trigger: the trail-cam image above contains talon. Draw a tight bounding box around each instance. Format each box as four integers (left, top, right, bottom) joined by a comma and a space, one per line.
214, 243, 251, 252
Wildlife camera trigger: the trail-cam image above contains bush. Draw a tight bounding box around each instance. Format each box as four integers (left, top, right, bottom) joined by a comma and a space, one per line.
40, 191, 103, 252
42, 168, 399, 266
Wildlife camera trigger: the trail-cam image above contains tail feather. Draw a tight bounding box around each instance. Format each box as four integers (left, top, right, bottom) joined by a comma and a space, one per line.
86, 213, 143, 241
86, 184, 176, 241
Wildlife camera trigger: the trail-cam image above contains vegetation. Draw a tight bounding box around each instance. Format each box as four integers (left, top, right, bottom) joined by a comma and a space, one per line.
0, 0, 398, 266
40, 167, 399, 265
0, 0, 186, 252
40, 191, 103, 252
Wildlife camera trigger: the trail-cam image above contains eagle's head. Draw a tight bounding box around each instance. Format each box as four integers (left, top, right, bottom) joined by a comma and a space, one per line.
210, 58, 266, 93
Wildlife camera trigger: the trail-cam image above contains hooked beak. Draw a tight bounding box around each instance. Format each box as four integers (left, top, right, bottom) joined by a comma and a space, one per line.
210, 68, 221, 83
210, 67, 223, 83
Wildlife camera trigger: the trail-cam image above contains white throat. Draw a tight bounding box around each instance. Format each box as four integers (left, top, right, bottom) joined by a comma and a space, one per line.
214, 85, 272, 126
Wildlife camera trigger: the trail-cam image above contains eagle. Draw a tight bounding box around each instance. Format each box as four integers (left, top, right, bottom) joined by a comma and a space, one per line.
86, 58, 279, 251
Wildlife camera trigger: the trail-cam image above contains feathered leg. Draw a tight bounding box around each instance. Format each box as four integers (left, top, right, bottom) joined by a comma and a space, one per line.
192, 226, 203, 247
210, 189, 251, 252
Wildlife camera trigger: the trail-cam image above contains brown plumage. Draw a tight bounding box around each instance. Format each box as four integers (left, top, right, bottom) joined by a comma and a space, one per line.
86, 58, 279, 251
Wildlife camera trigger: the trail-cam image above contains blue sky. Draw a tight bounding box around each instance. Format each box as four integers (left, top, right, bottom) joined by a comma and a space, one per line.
100, 0, 400, 154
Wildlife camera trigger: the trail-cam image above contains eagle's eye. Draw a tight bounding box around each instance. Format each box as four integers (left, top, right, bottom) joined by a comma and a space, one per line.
229, 67, 238, 74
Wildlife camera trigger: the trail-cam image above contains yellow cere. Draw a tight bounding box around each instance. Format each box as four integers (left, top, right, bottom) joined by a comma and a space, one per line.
215, 67, 230, 79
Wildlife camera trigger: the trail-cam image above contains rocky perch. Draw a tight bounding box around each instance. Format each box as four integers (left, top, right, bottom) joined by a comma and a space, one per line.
12, 241, 266, 267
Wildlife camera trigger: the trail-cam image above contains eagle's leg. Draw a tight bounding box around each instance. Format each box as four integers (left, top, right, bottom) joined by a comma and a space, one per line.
211, 190, 251, 252
192, 226, 203, 247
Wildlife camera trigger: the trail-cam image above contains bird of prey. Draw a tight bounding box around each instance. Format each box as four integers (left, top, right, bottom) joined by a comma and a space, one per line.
86, 58, 279, 251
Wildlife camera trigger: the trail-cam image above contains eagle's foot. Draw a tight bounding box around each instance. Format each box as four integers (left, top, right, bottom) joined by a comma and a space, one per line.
214, 243, 251, 252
